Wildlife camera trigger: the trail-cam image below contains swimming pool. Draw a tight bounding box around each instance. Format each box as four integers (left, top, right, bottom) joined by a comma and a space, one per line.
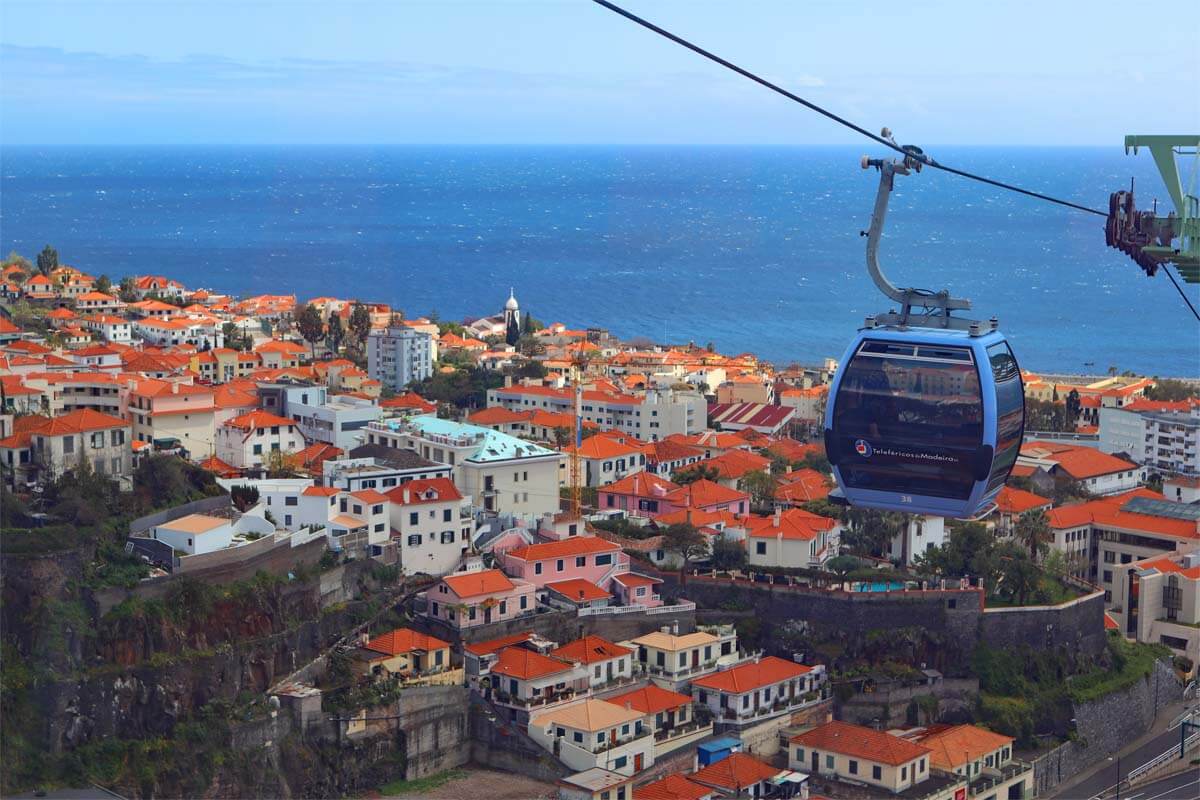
854, 581, 906, 592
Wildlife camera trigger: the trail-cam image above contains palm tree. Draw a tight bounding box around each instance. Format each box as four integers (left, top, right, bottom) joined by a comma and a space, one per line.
1013, 508, 1051, 562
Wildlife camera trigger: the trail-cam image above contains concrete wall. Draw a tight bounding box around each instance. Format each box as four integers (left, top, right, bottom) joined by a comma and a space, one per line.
838, 678, 978, 727
468, 698, 573, 784
981, 590, 1109, 659
1030, 658, 1182, 796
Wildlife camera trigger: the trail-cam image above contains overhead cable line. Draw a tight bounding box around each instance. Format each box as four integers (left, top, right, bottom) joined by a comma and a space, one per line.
590, 0, 1200, 322
590, 0, 1106, 218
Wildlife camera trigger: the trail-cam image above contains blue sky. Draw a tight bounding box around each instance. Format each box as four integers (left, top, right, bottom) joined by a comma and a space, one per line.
1, 0, 1197, 145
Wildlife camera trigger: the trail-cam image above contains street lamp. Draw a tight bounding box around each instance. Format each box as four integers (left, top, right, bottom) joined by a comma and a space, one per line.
1107, 754, 1122, 800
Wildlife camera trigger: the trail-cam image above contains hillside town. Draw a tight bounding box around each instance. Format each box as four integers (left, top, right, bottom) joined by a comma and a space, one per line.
2, 250, 1199, 800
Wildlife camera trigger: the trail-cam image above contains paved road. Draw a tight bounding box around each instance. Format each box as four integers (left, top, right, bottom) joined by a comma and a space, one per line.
1091, 771, 1200, 800
1056, 704, 1198, 800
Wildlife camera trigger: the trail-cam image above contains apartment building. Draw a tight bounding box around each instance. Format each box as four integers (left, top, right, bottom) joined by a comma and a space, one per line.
1100, 402, 1200, 477
127, 379, 216, 455
562, 435, 649, 488
364, 416, 563, 517
1109, 550, 1200, 664
1048, 489, 1200, 602
628, 627, 739, 692
322, 449, 451, 492
367, 325, 434, 392
487, 385, 707, 441
790, 721, 946, 796
264, 383, 380, 451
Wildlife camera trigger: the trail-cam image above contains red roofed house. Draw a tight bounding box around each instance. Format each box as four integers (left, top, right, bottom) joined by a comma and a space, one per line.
599, 471, 680, 518
488, 646, 589, 707
745, 508, 839, 569
423, 568, 536, 630
379, 391, 437, 415
215, 410, 306, 470
498, 536, 628, 589
0, 408, 131, 489
689, 752, 786, 799
634, 773, 714, 800
386, 477, 472, 576
991, 485, 1052, 536
255, 339, 308, 369
127, 378, 216, 456
707, 401, 796, 437
790, 721, 944, 796
562, 434, 648, 488
606, 683, 709, 755
610, 572, 663, 608
692, 655, 825, 729
544, 578, 613, 611
642, 438, 705, 477
689, 449, 772, 490
907, 723, 1030, 797
659, 479, 749, 517
1018, 441, 1143, 496
351, 627, 454, 683
550, 635, 634, 689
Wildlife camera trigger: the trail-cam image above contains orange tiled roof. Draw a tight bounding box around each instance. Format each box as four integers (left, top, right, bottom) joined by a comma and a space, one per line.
550, 635, 630, 664
602, 470, 680, 499
663, 478, 748, 508
693, 449, 771, 481
506, 536, 620, 561
544, 579, 613, 605
364, 627, 450, 656
692, 656, 812, 694
606, 683, 691, 715
634, 774, 712, 800
441, 569, 516, 599
490, 646, 573, 681
690, 753, 782, 792
384, 477, 463, 506
463, 632, 533, 656
1048, 489, 1197, 539
29, 408, 129, 436
792, 721, 931, 767
1020, 441, 1137, 480
994, 485, 1052, 515
223, 410, 297, 431
911, 724, 1013, 771
1137, 554, 1200, 580
744, 509, 835, 540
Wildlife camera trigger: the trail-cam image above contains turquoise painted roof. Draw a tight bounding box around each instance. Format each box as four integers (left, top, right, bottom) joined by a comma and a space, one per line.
386, 415, 559, 463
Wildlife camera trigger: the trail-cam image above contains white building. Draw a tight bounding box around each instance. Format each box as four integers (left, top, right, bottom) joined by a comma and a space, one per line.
888, 515, 946, 566
322, 451, 452, 492
274, 384, 380, 451
1100, 404, 1200, 477
486, 385, 707, 441
387, 477, 473, 576
1109, 549, 1200, 666
151, 513, 234, 555
363, 416, 563, 517
367, 326, 434, 393
528, 699, 654, 777
215, 410, 307, 470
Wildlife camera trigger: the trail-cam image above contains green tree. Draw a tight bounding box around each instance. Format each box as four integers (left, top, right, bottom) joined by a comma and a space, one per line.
348, 302, 372, 349
825, 554, 861, 582
842, 508, 906, 559
994, 544, 1040, 606
117, 276, 138, 303
673, 464, 721, 485
94, 274, 112, 295
35, 245, 58, 276
221, 321, 249, 351
230, 484, 261, 512
710, 536, 748, 572
662, 522, 708, 576
295, 303, 325, 358
740, 470, 778, 513
515, 333, 545, 357
1145, 378, 1200, 402
2, 250, 32, 271
326, 314, 345, 354
1013, 508, 1051, 561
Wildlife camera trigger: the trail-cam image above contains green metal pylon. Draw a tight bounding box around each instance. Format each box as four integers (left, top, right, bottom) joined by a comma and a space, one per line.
1108, 135, 1200, 284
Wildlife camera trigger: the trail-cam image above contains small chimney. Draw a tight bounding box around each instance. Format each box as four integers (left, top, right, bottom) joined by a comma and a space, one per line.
625, 701, 632, 710
671, 620, 679, 635
403, 488, 410, 504
773, 508, 781, 527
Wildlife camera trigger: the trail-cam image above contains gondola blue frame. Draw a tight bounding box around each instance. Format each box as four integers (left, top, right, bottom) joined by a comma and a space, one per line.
823, 327, 1025, 519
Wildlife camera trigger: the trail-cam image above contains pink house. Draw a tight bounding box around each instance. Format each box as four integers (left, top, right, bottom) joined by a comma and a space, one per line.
497, 536, 628, 589
610, 572, 664, 608
424, 568, 536, 629
598, 471, 680, 518
657, 479, 749, 517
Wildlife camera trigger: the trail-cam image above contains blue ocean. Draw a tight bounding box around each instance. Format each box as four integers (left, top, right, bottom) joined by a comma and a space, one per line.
1, 145, 1196, 376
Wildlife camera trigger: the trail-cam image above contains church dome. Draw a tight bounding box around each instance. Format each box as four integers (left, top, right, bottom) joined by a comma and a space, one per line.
505, 288, 519, 311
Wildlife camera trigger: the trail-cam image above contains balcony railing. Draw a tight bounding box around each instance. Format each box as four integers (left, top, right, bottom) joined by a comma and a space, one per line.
654, 719, 707, 742
969, 761, 1033, 797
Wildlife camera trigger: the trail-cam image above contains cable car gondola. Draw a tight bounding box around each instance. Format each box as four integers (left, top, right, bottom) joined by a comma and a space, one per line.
824, 146, 1025, 518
